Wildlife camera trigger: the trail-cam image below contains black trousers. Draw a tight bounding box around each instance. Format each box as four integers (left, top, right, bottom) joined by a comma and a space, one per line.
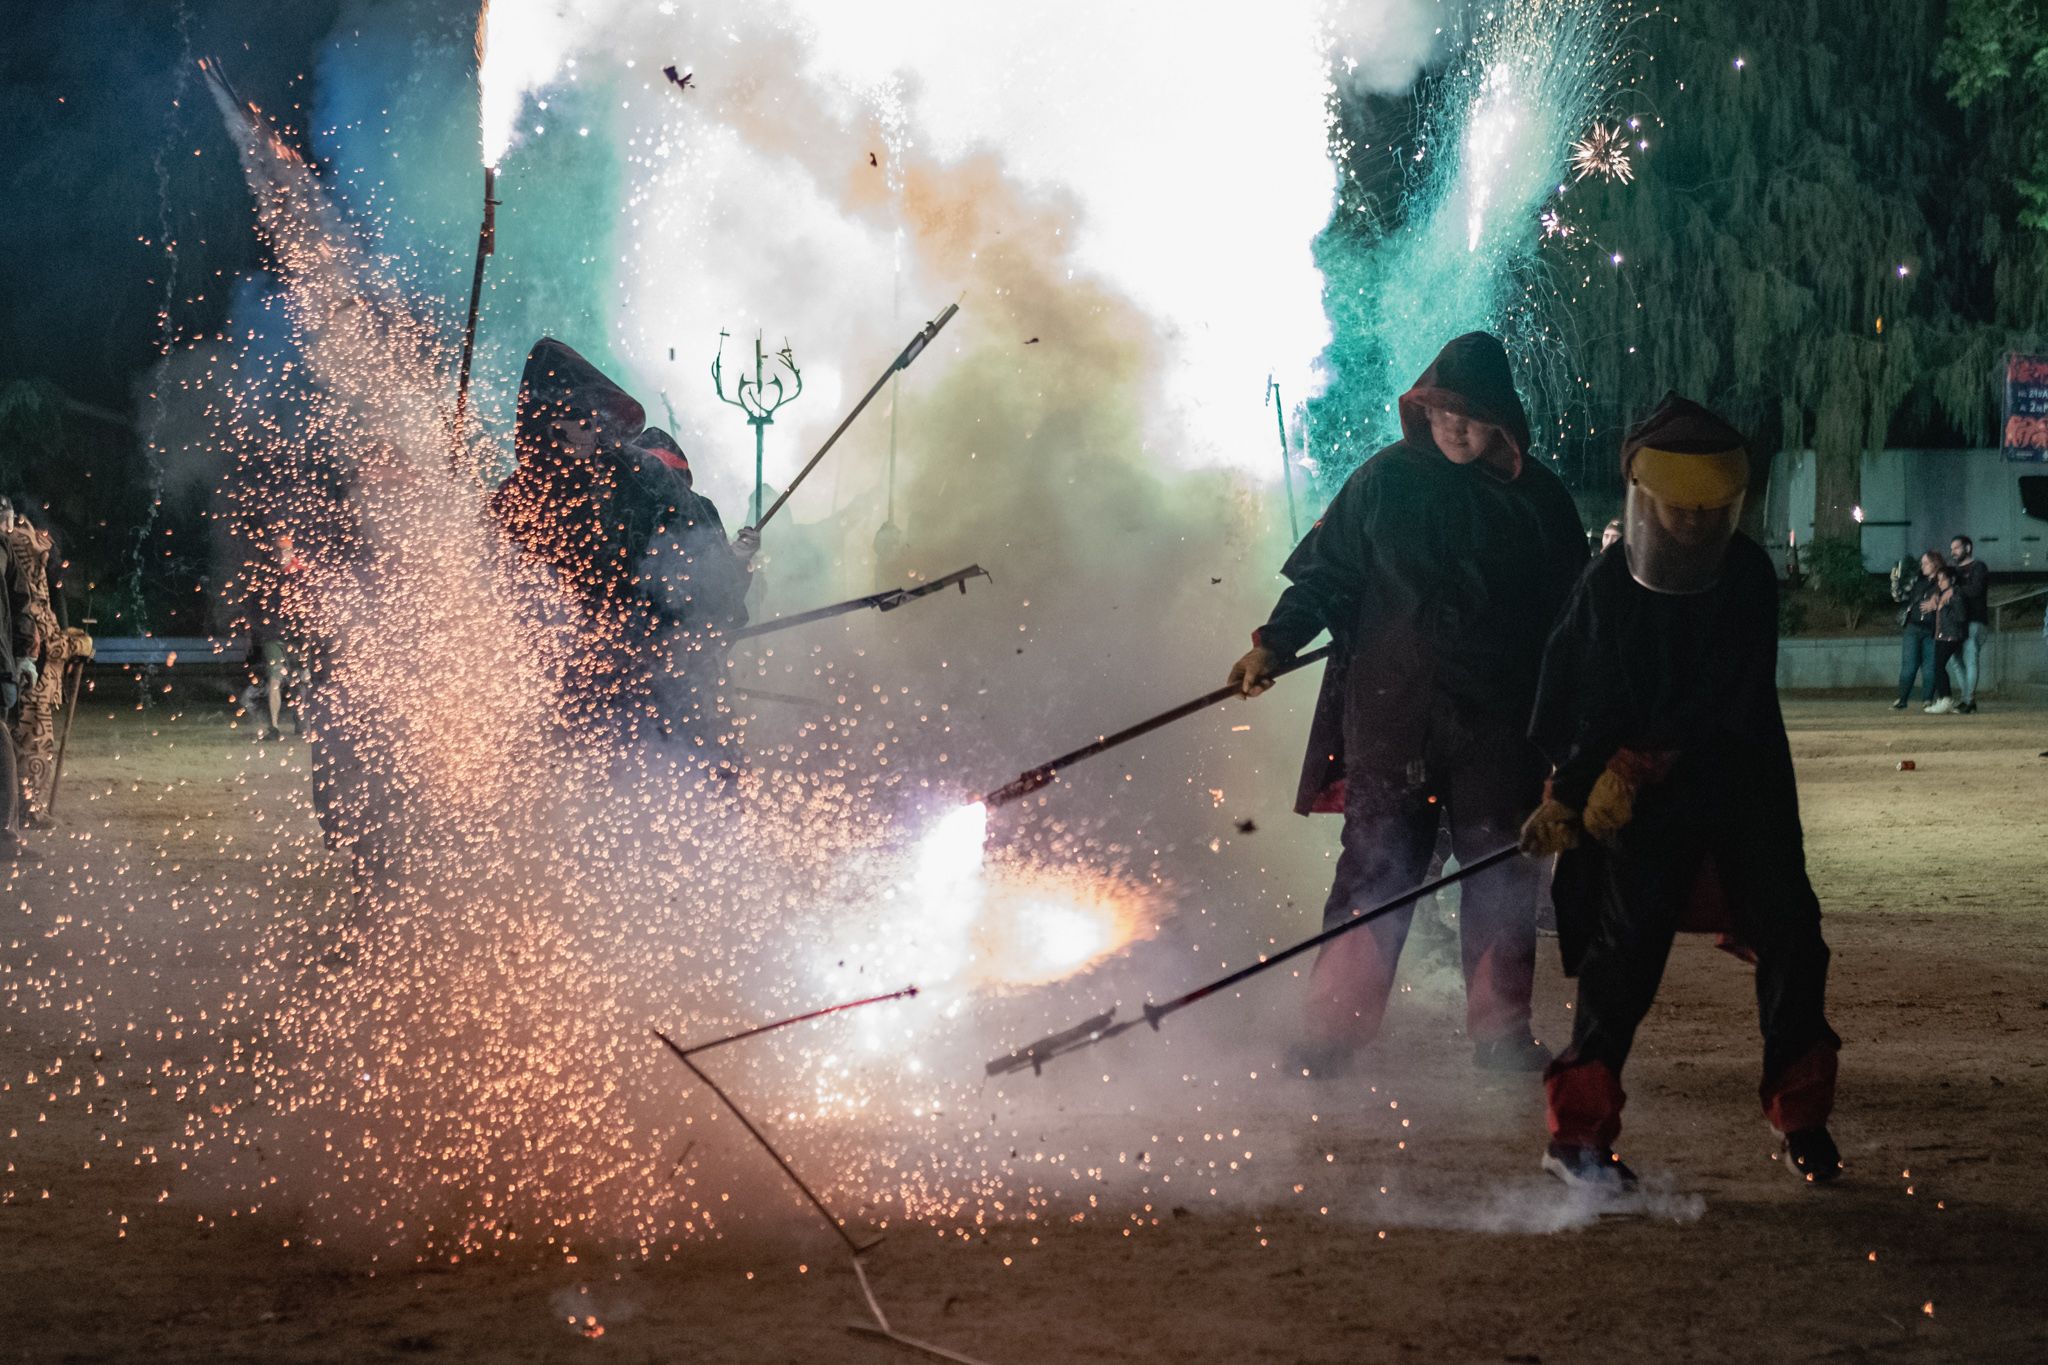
1563, 764, 1836, 1087
1931, 638, 1961, 701
1306, 707, 1545, 1046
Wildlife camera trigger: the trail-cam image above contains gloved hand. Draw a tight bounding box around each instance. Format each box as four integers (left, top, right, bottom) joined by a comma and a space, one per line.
1519, 798, 1581, 855
732, 526, 761, 562
1227, 645, 1278, 697
15, 658, 36, 689
1582, 767, 1637, 844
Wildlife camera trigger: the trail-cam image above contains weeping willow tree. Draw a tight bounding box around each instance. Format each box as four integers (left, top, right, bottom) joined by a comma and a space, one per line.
1535, 0, 2048, 542
1942, 0, 2048, 231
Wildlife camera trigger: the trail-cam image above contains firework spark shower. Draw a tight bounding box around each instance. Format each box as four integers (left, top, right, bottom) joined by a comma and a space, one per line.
133, 0, 1635, 1263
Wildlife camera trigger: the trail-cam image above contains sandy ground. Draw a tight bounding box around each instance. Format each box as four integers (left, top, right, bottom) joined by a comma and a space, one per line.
4, 695, 2046, 1364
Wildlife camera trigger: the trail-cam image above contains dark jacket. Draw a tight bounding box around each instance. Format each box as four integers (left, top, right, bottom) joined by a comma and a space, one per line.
1952, 558, 1989, 626
1531, 535, 1802, 971
1934, 587, 1967, 642
1891, 564, 1936, 632
1254, 333, 1586, 813
626, 428, 750, 636
0, 544, 27, 687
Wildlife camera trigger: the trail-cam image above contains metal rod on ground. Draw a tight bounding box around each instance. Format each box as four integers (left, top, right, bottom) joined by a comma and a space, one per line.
752, 302, 959, 533
670, 986, 918, 1059
44, 655, 87, 817
730, 565, 990, 642
451, 164, 499, 453
985, 845, 1520, 1077
654, 1031, 878, 1256
978, 644, 1333, 808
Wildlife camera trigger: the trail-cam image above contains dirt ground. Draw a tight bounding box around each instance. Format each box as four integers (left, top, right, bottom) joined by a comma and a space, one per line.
4, 695, 2046, 1364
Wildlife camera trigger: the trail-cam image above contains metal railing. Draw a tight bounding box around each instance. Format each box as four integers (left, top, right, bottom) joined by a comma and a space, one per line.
1992, 586, 2048, 634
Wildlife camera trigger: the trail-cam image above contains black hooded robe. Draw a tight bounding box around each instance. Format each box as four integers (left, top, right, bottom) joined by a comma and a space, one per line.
1529, 393, 1837, 1149
1252, 332, 1586, 1049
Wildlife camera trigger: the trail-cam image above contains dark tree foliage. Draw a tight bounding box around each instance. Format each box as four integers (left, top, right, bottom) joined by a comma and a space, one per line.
1941, 0, 2048, 230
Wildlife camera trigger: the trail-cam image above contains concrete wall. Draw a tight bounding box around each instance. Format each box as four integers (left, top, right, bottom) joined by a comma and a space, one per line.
1777, 628, 2048, 693
1763, 447, 2048, 574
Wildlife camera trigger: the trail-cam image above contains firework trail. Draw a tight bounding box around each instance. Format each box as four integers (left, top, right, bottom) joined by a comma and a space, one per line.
1311, 0, 1624, 486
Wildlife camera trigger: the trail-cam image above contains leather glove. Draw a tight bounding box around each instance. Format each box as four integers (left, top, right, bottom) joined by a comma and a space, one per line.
15, 658, 36, 689
1582, 767, 1637, 844
731, 526, 761, 562
1519, 798, 1581, 855
1227, 645, 1279, 697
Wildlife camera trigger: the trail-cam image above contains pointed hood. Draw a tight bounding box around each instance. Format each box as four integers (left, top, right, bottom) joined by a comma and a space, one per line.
629, 426, 692, 481
513, 337, 646, 457
1396, 331, 1531, 477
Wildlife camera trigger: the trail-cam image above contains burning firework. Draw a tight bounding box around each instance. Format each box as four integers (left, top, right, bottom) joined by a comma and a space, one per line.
1568, 121, 1635, 184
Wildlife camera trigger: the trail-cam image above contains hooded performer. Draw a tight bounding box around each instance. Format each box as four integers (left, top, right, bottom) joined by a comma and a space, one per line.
1230, 332, 1587, 1072
1519, 392, 1841, 1190
625, 426, 756, 763
493, 338, 755, 740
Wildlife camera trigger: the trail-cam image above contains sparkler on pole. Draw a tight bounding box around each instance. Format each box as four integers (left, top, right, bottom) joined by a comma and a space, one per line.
751, 303, 960, 534
985, 846, 1519, 1076
730, 565, 990, 641
451, 164, 499, 452
452, 4, 504, 456
1266, 376, 1301, 542
977, 644, 1332, 809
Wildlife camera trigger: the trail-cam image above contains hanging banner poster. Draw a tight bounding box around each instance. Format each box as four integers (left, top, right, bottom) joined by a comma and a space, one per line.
2003, 352, 2048, 461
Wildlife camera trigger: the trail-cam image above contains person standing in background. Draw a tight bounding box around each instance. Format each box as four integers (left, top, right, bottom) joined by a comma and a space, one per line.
1947, 535, 1988, 713
1, 500, 67, 825
1927, 565, 1967, 716
0, 500, 35, 861
1890, 551, 1942, 711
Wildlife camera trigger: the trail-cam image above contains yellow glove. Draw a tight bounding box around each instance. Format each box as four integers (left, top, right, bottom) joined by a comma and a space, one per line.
1519, 798, 1582, 855
1582, 768, 1637, 844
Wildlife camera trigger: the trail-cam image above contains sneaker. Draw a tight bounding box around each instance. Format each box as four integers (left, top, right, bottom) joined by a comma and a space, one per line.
1474, 1035, 1554, 1072
1922, 698, 1955, 715
1542, 1142, 1638, 1192
257, 725, 283, 742
0, 840, 41, 862
1889, 699, 1908, 710
1781, 1127, 1843, 1185
1959, 701, 1977, 714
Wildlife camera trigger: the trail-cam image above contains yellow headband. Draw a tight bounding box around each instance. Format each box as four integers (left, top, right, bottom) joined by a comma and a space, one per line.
1630, 445, 1748, 509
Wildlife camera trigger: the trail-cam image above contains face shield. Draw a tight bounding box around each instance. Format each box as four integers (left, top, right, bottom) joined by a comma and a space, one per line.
1621, 445, 1747, 594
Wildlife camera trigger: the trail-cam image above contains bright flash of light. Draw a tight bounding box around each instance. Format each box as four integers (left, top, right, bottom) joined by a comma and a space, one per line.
822, 802, 1154, 1004
1539, 207, 1572, 239
477, 0, 575, 167
1568, 122, 1634, 184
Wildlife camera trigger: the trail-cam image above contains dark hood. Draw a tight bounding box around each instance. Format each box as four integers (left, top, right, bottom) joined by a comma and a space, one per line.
629, 426, 692, 482
513, 337, 646, 458
1620, 390, 1748, 480
1396, 331, 1531, 476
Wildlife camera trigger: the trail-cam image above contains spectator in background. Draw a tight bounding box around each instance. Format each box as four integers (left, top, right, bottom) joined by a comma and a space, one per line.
245, 529, 309, 743
1947, 535, 1988, 713
0, 502, 34, 861
2, 500, 66, 826
1925, 564, 1967, 715
1891, 550, 1942, 711
1599, 518, 1623, 553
